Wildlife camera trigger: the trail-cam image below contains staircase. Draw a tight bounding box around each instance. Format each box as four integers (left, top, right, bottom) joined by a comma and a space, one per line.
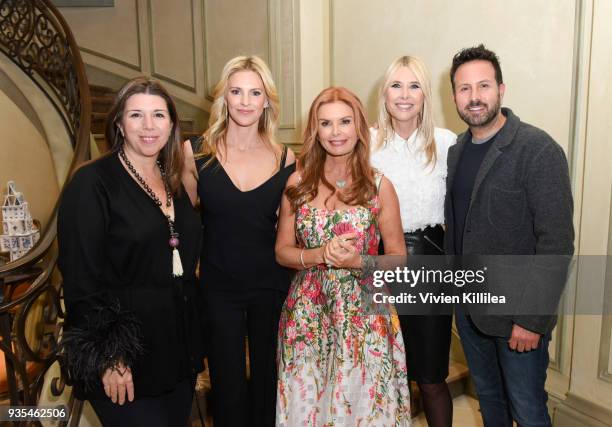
90, 84, 202, 154
0, 0, 91, 422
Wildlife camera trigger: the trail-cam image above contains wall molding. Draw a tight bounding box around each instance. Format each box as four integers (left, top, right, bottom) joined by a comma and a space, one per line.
201, 0, 214, 101
328, 0, 335, 86
72, 0, 298, 140
78, 0, 142, 71
554, 392, 612, 426
266, 0, 275, 71
568, 0, 587, 178
271, 0, 299, 131
69, 0, 211, 110
547, 0, 587, 369
598, 189, 612, 384
147, 0, 198, 92
80, 47, 142, 71
200, 0, 299, 142
291, 0, 302, 132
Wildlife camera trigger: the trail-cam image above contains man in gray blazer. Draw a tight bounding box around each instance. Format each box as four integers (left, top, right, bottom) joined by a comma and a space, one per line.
445, 45, 574, 426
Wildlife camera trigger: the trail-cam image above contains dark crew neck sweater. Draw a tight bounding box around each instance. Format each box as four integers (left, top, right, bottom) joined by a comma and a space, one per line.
451, 134, 497, 254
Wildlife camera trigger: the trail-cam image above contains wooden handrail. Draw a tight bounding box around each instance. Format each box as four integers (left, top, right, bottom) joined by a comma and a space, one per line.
0, 0, 91, 276
0, 0, 91, 415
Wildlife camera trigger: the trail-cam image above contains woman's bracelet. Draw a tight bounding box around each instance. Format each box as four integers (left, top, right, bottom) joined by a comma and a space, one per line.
299, 248, 307, 269
360, 255, 377, 277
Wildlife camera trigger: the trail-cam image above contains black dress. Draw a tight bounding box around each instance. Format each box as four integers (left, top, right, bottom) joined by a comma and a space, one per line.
195, 144, 294, 427
58, 153, 205, 424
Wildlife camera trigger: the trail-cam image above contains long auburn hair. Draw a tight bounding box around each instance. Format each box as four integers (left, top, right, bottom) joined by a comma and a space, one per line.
105, 77, 184, 194
373, 55, 437, 169
286, 87, 376, 212
196, 55, 281, 167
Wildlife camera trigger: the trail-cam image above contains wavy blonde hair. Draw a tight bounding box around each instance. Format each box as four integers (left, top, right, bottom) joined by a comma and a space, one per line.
374, 55, 437, 169
196, 55, 281, 166
286, 87, 376, 212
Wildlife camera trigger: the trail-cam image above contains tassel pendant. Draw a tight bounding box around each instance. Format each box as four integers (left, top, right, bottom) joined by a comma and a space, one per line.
172, 248, 184, 277
167, 222, 182, 278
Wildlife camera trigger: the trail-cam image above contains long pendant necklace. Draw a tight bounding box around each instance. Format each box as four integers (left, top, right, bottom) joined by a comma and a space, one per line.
119, 148, 183, 277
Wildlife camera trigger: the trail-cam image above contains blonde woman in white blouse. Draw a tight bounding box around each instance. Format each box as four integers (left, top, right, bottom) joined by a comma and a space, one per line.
370, 55, 456, 427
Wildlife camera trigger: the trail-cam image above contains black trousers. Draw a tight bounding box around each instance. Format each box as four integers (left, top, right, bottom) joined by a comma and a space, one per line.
89, 376, 194, 427
203, 287, 286, 427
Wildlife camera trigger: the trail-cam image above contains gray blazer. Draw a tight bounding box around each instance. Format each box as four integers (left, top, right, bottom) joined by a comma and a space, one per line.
444, 108, 574, 336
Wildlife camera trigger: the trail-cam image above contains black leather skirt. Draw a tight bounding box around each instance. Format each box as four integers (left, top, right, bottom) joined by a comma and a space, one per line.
401, 225, 452, 383
403, 224, 445, 256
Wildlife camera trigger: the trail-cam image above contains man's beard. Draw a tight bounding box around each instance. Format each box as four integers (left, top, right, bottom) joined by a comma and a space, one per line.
457, 95, 501, 127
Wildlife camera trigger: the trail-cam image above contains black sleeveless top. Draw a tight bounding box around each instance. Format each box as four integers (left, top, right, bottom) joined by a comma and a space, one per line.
195, 142, 295, 291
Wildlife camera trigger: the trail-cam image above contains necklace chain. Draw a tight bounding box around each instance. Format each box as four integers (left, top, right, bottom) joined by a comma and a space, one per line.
119, 148, 178, 241
119, 148, 171, 208
119, 148, 183, 276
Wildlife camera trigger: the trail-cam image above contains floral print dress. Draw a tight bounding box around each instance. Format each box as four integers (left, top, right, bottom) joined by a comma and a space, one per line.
276, 193, 411, 426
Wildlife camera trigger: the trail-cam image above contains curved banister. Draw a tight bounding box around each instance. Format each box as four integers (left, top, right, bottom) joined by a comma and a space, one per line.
0, 0, 91, 415
0, 0, 91, 276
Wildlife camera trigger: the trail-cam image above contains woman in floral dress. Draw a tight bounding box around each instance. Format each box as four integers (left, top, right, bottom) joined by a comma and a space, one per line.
275, 87, 411, 426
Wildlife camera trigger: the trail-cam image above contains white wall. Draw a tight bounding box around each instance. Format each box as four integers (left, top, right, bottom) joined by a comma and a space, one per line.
329, 0, 575, 151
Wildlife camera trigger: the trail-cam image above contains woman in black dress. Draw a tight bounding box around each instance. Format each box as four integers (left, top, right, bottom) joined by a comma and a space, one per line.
59, 78, 204, 426
183, 56, 295, 427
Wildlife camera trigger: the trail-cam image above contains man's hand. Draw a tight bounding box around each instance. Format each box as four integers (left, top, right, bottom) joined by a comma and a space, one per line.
508, 324, 541, 352
102, 362, 134, 405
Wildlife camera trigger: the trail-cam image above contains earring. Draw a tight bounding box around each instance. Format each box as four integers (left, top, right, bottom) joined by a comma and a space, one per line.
264, 101, 269, 108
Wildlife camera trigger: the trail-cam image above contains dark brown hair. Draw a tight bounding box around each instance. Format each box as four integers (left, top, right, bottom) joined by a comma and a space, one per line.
105, 77, 184, 194
286, 87, 376, 212
450, 44, 503, 90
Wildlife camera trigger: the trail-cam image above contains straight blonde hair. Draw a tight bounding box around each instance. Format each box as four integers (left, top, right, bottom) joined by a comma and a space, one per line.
374, 55, 437, 169
196, 56, 281, 167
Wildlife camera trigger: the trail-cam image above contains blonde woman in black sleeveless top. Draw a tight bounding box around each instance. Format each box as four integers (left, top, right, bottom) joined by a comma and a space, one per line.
183, 56, 295, 427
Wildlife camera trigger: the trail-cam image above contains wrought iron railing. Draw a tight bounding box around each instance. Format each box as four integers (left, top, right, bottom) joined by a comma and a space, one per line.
0, 0, 91, 424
